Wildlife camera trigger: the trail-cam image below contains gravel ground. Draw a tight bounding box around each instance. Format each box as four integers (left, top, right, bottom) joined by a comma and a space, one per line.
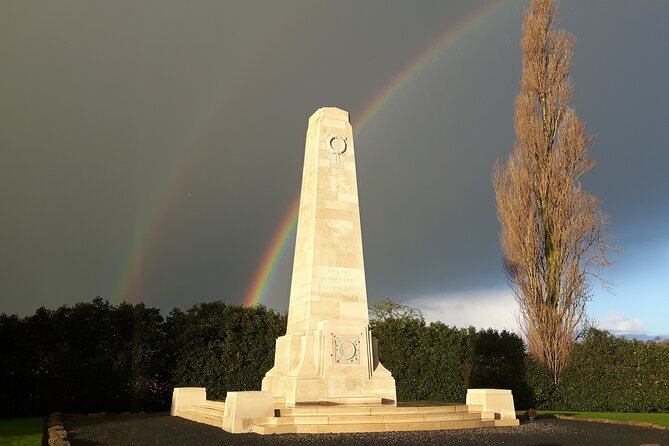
64, 412, 669, 446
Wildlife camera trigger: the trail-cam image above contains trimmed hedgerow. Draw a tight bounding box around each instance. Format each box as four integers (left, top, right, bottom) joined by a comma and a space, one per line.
554, 329, 669, 412
2, 300, 667, 416
368, 322, 669, 412
370, 318, 533, 408
0, 299, 286, 416
166, 301, 286, 400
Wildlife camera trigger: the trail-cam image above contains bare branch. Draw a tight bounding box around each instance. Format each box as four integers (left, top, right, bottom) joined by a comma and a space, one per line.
492, 0, 615, 385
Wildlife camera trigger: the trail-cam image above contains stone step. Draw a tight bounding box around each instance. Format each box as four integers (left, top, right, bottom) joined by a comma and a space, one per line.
185, 406, 225, 417
252, 418, 497, 434
256, 410, 492, 426
493, 419, 521, 427
203, 400, 226, 410
276, 404, 479, 417
175, 398, 516, 435
180, 408, 224, 428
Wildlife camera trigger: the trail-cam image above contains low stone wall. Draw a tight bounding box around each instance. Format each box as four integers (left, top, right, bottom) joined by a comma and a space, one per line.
45, 412, 70, 446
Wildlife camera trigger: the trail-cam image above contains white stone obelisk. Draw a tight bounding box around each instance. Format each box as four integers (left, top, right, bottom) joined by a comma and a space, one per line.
262, 107, 396, 406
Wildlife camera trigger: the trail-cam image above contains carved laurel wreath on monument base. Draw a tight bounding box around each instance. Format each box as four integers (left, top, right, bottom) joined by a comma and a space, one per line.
332, 335, 360, 364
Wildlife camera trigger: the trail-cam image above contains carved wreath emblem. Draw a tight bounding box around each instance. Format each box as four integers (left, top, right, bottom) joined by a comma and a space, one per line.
327, 135, 348, 167
332, 335, 360, 364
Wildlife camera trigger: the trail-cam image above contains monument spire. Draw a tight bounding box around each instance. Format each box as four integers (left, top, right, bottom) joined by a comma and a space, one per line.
262, 107, 396, 406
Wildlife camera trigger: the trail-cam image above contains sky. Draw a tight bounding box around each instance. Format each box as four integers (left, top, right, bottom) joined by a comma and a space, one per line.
1, 1, 668, 339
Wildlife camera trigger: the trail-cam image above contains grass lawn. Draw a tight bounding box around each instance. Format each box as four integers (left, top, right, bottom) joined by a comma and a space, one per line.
518, 410, 669, 427
0, 418, 42, 446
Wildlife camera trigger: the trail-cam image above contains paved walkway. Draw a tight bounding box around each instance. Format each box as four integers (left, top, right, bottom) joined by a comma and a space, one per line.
65, 412, 669, 446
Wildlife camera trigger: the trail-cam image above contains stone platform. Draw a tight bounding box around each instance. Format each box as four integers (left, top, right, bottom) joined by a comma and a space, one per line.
177, 400, 227, 428
176, 398, 518, 434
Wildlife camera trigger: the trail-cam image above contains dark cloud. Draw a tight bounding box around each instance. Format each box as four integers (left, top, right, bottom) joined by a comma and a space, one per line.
1, 1, 667, 331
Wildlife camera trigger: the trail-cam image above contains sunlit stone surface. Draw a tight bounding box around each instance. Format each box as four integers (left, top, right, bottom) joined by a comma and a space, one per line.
261, 107, 396, 406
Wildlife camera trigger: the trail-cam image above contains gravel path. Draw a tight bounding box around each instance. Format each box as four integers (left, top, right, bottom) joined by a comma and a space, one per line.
64, 412, 669, 446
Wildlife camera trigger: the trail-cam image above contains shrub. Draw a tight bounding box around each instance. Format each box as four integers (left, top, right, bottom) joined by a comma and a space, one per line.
371, 319, 531, 407
555, 329, 669, 412
166, 302, 286, 400
3, 301, 668, 416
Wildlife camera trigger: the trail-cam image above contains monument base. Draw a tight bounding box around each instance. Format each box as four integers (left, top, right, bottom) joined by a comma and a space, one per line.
261, 320, 396, 406
171, 389, 519, 434
262, 375, 396, 407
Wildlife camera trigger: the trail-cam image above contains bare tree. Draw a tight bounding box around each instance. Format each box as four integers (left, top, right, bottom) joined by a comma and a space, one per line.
368, 298, 424, 322
493, 0, 613, 385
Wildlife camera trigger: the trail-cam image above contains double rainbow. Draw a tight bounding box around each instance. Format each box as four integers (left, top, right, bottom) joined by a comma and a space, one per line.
112, 1, 508, 306
242, 0, 508, 306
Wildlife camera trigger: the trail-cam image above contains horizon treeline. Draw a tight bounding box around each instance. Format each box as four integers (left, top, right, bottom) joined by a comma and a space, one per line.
1, 298, 667, 417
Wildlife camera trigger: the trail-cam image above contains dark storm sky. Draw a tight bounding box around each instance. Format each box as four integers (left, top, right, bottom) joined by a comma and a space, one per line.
1, 1, 668, 335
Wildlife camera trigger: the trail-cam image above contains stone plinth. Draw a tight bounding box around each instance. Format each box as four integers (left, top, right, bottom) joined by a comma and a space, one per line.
171, 387, 206, 416
222, 391, 275, 433
466, 389, 517, 421
261, 107, 396, 406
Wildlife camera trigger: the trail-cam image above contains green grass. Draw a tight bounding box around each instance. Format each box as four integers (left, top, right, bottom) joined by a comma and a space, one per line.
0, 418, 43, 446
517, 410, 669, 427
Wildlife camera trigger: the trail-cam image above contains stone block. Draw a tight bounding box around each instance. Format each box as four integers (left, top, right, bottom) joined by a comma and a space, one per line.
222, 391, 275, 433
171, 387, 206, 416
466, 388, 517, 420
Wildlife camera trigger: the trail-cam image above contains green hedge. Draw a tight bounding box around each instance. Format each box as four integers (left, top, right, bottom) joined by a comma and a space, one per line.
554, 329, 669, 412
0, 298, 168, 416
166, 302, 286, 400
0, 299, 286, 416
2, 300, 668, 416
371, 321, 669, 412
371, 318, 532, 407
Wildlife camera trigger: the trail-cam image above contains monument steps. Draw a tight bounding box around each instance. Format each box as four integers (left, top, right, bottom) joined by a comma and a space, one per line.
179, 408, 223, 428
185, 404, 224, 415
252, 418, 497, 434
203, 400, 226, 410
176, 399, 228, 426
175, 398, 520, 434
276, 403, 481, 416
256, 411, 493, 426
249, 403, 513, 434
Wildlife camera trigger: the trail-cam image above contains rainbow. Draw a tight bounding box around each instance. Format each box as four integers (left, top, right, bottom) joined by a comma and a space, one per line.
111, 5, 319, 304
111, 149, 194, 304
242, 196, 300, 309
242, 0, 508, 306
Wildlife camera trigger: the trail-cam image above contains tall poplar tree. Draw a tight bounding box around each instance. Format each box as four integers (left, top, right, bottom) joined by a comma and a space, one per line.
493, 0, 612, 385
